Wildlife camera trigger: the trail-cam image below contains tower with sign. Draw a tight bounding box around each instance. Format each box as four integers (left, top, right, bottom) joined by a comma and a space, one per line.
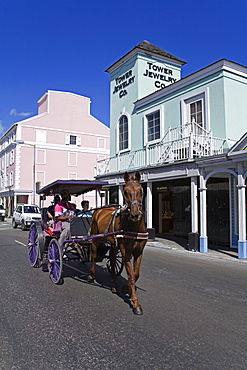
106, 41, 186, 156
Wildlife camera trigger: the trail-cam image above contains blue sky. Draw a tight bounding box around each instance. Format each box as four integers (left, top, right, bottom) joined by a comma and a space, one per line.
0, 0, 246, 135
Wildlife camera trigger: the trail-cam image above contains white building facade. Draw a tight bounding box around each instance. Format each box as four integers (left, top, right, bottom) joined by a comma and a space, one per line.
95, 41, 247, 258
0, 90, 110, 214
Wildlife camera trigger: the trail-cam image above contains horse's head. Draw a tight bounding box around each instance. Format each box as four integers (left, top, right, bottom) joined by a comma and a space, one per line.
123, 171, 143, 221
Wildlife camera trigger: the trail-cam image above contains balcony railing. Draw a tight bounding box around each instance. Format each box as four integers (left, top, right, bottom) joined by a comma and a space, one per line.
95, 122, 235, 176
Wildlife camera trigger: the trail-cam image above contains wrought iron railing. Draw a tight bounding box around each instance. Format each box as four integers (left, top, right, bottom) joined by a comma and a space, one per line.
95, 123, 235, 176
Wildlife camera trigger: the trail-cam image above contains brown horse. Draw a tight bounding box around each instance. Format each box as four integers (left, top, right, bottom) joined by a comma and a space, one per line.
88, 171, 148, 315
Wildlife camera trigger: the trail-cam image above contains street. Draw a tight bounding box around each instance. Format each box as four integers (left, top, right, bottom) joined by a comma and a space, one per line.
1, 220, 247, 370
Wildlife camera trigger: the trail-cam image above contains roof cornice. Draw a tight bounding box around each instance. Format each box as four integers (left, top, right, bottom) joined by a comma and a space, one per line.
134, 59, 247, 109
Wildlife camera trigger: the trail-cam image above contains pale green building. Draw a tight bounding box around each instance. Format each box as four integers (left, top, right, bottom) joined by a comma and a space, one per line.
96, 41, 247, 258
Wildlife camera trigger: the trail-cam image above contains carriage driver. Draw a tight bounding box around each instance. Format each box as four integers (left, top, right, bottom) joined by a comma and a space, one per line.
54, 189, 77, 251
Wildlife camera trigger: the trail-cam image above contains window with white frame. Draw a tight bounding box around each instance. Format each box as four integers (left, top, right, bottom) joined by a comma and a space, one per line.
66, 134, 81, 146
6, 152, 9, 167
36, 130, 47, 143
68, 172, 77, 180
97, 137, 106, 149
182, 90, 210, 132
36, 171, 45, 187
146, 111, 160, 142
9, 171, 13, 186
190, 99, 203, 126
118, 115, 129, 151
10, 150, 14, 165
97, 154, 106, 161
37, 149, 46, 164
144, 105, 164, 145
68, 152, 77, 166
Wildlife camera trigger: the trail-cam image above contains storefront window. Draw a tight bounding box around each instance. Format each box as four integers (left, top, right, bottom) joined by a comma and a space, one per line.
153, 178, 190, 237
109, 186, 118, 205
207, 177, 229, 244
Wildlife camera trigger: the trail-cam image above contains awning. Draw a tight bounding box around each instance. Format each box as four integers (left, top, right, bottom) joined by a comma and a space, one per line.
37, 179, 109, 197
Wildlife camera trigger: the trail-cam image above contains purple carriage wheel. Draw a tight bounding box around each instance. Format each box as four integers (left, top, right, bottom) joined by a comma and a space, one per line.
27, 222, 44, 267
47, 238, 63, 284
105, 248, 124, 276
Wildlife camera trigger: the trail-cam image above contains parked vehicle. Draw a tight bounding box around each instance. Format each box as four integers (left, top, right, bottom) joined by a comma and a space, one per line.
0, 205, 5, 221
12, 204, 41, 230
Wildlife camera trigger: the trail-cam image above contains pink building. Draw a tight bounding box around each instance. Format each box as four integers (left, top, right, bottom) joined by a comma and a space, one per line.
0, 90, 110, 215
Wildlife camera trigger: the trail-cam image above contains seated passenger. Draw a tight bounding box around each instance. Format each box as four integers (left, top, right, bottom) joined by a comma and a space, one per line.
47, 195, 61, 220
77, 200, 93, 218
55, 189, 76, 251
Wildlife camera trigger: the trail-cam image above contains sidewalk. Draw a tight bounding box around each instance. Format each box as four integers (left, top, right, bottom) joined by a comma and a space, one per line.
146, 235, 246, 263
6, 217, 245, 263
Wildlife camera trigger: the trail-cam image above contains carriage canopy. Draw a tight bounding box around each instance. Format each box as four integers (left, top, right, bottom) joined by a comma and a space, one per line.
37, 179, 109, 197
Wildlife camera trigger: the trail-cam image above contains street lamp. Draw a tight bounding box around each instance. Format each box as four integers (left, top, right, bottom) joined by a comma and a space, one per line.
14, 140, 36, 204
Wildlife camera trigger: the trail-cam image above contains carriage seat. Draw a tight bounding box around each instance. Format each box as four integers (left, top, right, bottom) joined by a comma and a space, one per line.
70, 216, 92, 238
42, 219, 62, 237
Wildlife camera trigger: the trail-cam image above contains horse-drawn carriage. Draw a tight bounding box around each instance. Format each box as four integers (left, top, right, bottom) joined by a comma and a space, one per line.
28, 173, 148, 314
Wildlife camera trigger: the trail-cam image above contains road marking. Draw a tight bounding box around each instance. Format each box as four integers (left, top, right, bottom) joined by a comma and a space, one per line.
63, 263, 85, 274
15, 240, 27, 247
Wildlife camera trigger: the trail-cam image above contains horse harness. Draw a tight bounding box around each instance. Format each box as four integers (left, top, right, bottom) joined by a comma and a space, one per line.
103, 204, 149, 243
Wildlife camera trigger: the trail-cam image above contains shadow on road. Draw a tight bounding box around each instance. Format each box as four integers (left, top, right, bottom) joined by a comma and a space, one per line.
45, 259, 144, 310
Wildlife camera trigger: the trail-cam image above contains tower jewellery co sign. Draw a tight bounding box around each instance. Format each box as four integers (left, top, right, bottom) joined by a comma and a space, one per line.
112, 69, 136, 98
143, 61, 177, 89
112, 61, 177, 99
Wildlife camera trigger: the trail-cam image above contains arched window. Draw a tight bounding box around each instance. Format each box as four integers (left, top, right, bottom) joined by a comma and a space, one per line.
119, 115, 128, 151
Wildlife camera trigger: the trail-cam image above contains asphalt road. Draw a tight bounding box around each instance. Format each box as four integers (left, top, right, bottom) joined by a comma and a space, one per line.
1, 220, 247, 370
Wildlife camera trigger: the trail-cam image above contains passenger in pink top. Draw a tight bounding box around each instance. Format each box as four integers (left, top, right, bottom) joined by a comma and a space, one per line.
55, 189, 76, 251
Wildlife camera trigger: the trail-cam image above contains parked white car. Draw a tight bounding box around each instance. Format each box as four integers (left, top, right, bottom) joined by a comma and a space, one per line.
0, 204, 5, 221
12, 204, 41, 230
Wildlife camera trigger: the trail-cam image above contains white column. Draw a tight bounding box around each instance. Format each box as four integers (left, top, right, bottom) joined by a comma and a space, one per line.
237, 163, 247, 259
104, 190, 108, 206
146, 181, 153, 228
8, 195, 11, 217
118, 185, 124, 206
95, 189, 101, 208
199, 172, 208, 253
191, 176, 198, 233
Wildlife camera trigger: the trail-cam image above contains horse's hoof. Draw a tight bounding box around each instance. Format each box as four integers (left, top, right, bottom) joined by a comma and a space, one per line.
111, 286, 118, 294
133, 306, 143, 315
122, 285, 131, 294
87, 275, 95, 283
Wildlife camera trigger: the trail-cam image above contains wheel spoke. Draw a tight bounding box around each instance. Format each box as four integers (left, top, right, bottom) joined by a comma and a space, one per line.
106, 249, 123, 276
48, 239, 62, 284
28, 224, 39, 266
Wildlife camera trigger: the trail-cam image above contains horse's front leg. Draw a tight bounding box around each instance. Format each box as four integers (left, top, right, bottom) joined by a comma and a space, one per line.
124, 258, 143, 315
133, 253, 143, 284
88, 240, 97, 282
133, 241, 146, 283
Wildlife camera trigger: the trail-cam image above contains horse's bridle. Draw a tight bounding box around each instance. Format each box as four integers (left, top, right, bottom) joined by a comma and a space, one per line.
127, 199, 143, 209
124, 181, 144, 217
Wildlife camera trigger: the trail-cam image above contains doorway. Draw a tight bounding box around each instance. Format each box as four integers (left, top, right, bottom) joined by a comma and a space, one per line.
159, 193, 174, 233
